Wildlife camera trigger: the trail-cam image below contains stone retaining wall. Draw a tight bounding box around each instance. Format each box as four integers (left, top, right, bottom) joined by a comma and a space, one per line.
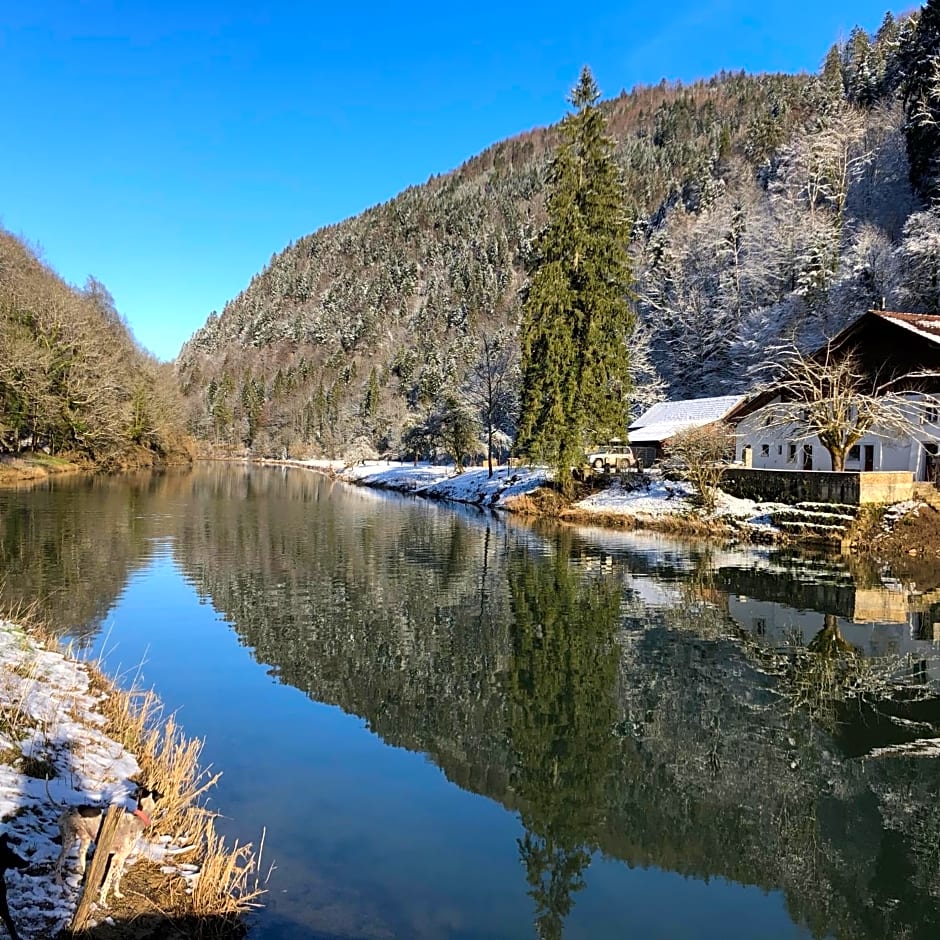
721, 468, 913, 506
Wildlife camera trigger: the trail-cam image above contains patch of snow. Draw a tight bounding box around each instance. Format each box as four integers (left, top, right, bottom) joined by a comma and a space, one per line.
882, 501, 920, 530
630, 396, 744, 432
313, 460, 548, 508
0, 621, 201, 937
575, 476, 696, 516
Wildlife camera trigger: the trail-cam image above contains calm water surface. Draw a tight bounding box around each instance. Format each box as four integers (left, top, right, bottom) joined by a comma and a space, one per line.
3, 463, 940, 939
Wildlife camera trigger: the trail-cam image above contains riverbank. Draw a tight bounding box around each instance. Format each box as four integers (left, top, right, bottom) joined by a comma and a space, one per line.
288, 459, 795, 540
0, 616, 264, 939
283, 458, 940, 559
5, 452, 936, 560
0, 450, 195, 487
0, 453, 90, 486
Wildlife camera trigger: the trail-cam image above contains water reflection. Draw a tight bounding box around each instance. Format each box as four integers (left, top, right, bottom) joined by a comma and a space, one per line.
506, 537, 620, 938
2, 465, 940, 937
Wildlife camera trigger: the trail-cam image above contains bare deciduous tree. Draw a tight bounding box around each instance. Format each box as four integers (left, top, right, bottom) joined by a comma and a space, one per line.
774, 104, 872, 229
752, 341, 940, 471
463, 330, 518, 477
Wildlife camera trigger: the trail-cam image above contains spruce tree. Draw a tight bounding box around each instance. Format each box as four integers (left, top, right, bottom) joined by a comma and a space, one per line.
901, 0, 940, 203
515, 67, 634, 493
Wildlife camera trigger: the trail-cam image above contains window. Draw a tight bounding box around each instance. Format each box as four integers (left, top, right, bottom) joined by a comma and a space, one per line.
787, 443, 796, 462
760, 444, 770, 457
927, 405, 939, 424
848, 445, 860, 461
777, 445, 783, 456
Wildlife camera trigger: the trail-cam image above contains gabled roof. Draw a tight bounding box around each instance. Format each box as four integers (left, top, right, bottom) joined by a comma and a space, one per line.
629, 395, 744, 443
866, 311, 940, 344
724, 309, 940, 424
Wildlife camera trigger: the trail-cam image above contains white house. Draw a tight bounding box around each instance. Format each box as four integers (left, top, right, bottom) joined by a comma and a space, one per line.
628, 395, 745, 467
728, 311, 940, 482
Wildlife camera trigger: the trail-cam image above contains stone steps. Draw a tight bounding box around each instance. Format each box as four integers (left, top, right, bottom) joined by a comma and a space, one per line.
770, 502, 859, 541
913, 483, 940, 510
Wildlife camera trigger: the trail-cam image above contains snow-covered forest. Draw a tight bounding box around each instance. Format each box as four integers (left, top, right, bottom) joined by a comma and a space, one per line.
176, 7, 940, 460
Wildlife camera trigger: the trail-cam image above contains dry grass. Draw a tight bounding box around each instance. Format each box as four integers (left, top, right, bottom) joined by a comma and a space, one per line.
92, 669, 268, 924
100, 686, 220, 838
0, 453, 87, 487
0, 663, 40, 744
502, 483, 579, 516
188, 819, 267, 919
559, 504, 742, 540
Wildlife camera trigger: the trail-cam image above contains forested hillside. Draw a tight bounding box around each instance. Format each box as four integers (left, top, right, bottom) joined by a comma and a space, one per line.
0, 231, 192, 468
177, 9, 940, 461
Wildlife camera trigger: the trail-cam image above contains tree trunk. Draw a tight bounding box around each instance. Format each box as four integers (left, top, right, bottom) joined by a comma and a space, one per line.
828, 448, 846, 471
69, 804, 124, 931
487, 421, 494, 478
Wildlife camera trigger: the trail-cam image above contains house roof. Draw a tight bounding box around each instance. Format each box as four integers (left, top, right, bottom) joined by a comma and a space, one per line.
724, 309, 940, 424
629, 395, 744, 443
869, 311, 940, 344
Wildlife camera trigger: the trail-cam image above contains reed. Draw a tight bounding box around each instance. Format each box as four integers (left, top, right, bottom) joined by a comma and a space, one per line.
188, 819, 267, 920
93, 667, 268, 921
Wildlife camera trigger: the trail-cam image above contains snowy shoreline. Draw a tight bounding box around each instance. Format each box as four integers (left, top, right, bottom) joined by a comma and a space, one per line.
0, 621, 225, 938
274, 458, 791, 542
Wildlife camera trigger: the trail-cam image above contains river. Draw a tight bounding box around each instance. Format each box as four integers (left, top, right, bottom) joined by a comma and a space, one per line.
2, 462, 940, 939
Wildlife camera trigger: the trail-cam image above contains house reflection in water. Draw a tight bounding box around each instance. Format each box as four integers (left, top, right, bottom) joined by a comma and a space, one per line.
571, 526, 940, 683
726, 576, 940, 680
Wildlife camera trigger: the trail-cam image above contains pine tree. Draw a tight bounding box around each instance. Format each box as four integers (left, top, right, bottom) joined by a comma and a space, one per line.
820, 44, 846, 102
874, 12, 903, 99
901, 0, 940, 203
362, 366, 380, 421
515, 67, 634, 493
843, 27, 878, 106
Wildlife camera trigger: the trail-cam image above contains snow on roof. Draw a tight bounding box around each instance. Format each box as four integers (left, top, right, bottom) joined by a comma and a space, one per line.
872, 311, 940, 344
627, 419, 702, 443
629, 395, 744, 441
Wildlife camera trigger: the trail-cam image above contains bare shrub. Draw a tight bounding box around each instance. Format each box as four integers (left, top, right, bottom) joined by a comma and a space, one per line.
664, 422, 736, 513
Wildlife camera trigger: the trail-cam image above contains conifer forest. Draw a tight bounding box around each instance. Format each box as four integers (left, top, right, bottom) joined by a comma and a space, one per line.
6, 7, 940, 467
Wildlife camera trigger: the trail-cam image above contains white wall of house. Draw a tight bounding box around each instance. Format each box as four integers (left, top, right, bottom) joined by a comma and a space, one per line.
734, 396, 940, 480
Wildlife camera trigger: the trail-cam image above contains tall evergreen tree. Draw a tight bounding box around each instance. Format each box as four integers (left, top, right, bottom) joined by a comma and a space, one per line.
843, 27, 877, 106
515, 67, 634, 493
901, 0, 940, 203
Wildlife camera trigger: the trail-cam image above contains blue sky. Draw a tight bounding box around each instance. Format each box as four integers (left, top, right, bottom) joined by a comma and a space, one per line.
1, 1, 907, 361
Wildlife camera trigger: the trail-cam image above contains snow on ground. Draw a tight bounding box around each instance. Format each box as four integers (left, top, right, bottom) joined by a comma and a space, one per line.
311, 460, 787, 536
881, 500, 920, 529
573, 474, 696, 515
0, 622, 191, 938
299, 459, 548, 509
574, 473, 788, 535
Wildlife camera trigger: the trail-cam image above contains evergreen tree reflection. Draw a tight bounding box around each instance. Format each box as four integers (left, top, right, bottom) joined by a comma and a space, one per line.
505, 535, 620, 938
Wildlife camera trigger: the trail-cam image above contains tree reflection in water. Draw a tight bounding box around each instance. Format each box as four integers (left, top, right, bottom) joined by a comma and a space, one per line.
506, 533, 619, 938
6, 467, 940, 938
